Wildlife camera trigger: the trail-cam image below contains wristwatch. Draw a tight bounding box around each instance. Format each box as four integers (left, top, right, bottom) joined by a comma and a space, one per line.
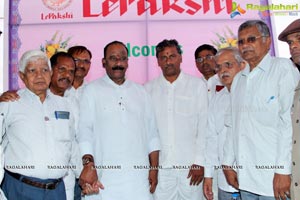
82, 156, 94, 166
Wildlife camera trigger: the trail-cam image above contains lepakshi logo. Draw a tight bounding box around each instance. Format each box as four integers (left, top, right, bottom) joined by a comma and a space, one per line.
42, 0, 72, 11
230, 2, 246, 18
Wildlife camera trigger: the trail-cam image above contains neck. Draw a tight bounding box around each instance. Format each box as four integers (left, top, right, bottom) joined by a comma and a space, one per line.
112, 78, 126, 85
73, 77, 84, 89
50, 86, 64, 97
164, 73, 180, 84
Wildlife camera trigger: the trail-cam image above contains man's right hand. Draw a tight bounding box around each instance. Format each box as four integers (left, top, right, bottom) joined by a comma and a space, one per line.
0, 90, 19, 102
79, 162, 104, 195
203, 177, 214, 200
222, 165, 239, 190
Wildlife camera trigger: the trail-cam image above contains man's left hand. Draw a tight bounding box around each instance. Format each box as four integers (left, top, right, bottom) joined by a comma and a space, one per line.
187, 164, 204, 185
273, 173, 291, 200
149, 169, 158, 193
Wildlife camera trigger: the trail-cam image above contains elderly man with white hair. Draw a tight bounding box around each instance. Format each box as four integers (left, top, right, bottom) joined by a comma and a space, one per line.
0, 50, 76, 200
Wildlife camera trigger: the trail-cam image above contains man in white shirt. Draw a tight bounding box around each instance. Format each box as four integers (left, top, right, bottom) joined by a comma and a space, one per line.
222, 20, 298, 200
278, 18, 300, 200
145, 39, 207, 200
203, 47, 245, 200
0, 50, 76, 200
65, 45, 92, 101
194, 44, 220, 99
77, 41, 160, 200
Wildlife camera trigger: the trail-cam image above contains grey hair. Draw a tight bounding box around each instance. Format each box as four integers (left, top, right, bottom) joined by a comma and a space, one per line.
215, 47, 244, 64
238, 20, 270, 37
19, 50, 51, 73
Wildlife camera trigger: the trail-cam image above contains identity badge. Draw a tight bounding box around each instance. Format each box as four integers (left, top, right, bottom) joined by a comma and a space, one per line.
54, 111, 70, 119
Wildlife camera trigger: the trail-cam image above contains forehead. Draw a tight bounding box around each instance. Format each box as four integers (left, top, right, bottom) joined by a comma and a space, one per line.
198, 49, 215, 57
106, 44, 127, 56
287, 32, 300, 40
215, 51, 236, 63
158, 46, 178, 55
56, 56, 75, 68
72, 50, 91, 59
26, 58, 49, 68
238, 26, 260, 37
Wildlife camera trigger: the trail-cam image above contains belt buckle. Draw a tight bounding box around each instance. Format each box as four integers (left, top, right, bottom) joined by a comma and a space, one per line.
45, 182, 55, 190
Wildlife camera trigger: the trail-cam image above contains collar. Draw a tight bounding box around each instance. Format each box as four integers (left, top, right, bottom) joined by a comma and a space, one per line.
103, 74, 129, 88
241, 54, 271, 76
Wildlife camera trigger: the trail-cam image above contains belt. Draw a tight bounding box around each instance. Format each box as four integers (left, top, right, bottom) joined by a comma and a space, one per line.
5, 170, 62, 190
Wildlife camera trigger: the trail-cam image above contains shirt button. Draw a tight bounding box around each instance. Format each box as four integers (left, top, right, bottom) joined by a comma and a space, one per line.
294, 140, 297, 144
295, 182, 298, 187
296, 119, 299, 123
293, 162, 296, 166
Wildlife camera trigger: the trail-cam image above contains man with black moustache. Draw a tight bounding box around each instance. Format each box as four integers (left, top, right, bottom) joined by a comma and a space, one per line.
77, 41, 160, 200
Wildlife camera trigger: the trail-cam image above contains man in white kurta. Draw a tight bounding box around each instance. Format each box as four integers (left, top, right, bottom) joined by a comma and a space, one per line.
145, 39, 207, 200
204, 47, 245, 200
77, 41, 160, 200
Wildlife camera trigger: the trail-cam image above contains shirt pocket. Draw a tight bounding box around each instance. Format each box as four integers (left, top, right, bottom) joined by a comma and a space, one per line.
52, 118, 71, 142
175, 95, 196, 117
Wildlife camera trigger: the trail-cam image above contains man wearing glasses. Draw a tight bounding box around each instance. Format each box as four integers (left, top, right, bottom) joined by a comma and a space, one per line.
65, 46, 92, 100
222, 20, 298, 200
203, 47, 245, 200
145, 39, 207, 200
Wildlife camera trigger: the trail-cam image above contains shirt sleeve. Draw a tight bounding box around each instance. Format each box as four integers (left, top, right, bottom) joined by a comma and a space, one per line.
77, 85, 95, 158
204, 99, 218, 178
275, 59, 298, 174
144, 90, 161, 154
194, 80, 208, 166
222, 97, 235, 167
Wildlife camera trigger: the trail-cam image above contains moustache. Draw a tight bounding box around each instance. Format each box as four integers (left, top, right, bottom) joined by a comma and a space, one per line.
112, 66, 125, 71
241, 47, 255, 54
58, 78, 71, 83
220, 72, 231, 79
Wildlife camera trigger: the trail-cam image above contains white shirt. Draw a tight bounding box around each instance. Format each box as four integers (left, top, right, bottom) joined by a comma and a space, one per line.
144, 72, 208, 168
0, 88, 76, 179
204, 86, 238, 193
64, 81, 87, 100
77, 74, 160, 200
207, 74, 222, 101
223, 54, 298, 196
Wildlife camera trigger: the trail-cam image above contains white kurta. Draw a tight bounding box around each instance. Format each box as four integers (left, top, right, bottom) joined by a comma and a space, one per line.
145, 72, 208, 200
223, 54, 298, 196
78, 75, 160, 200
204, 86, 238, 193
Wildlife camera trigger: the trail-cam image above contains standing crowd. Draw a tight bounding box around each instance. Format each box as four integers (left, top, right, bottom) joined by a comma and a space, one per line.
0, 19, 299, 200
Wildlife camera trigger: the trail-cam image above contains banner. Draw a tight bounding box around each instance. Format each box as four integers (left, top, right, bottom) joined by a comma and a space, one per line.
10, 0, 295, 89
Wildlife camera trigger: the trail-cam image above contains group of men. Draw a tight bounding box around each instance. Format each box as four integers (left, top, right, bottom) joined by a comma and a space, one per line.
0, 18, 300, 200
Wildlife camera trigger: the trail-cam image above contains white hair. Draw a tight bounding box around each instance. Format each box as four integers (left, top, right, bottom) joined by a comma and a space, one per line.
19, 50, 51, 73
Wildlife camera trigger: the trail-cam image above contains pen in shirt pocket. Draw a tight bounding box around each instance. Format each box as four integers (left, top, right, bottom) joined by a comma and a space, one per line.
267, 96, 275, 103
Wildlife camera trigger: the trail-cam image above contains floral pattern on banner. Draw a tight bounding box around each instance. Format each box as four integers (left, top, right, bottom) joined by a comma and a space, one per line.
40, 31, 72, 58
211, 26, 238, 50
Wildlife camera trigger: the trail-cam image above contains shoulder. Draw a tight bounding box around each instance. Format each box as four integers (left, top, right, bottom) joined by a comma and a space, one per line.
182, 72, 206, 88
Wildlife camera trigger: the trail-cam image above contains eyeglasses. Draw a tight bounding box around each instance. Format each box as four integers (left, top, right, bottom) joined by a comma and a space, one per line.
74, 58, 91, 65
196, 55, 214, 63
238, 35, 265, 45
215, 61, 236, 72
158, 54, 178, 62
107, 56, 128, 63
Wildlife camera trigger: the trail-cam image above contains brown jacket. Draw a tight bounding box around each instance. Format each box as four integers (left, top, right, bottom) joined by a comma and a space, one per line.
291, 82, 300, 200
